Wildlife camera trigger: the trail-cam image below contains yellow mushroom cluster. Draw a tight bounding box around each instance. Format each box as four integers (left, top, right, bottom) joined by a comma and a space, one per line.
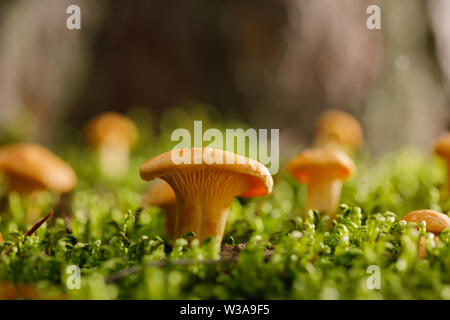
1, 109, 450, 256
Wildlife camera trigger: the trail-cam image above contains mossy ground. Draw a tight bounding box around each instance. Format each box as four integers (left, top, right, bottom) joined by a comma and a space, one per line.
1, 107, 450, 300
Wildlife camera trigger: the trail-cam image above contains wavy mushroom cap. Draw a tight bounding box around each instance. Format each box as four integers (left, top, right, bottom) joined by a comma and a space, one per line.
145, 179, 176, 206
140, 148, 273, 198
287, 148, 355, 184
315, 109, 363, 150
85, 112, 139, 148
434, 132, 450, 159
402, 209, 450, 234
0, 143, 77, 193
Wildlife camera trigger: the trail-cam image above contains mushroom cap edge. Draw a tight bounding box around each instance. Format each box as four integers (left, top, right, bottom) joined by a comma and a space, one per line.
434, 132, 450, 158
139, 147, 273, 198
145, 179, 176, 206
85, 112, 139, 148
0, 143, 77, 193
402, 209, 450, 234
316, 109, 363, 148
287, 148, 355, 184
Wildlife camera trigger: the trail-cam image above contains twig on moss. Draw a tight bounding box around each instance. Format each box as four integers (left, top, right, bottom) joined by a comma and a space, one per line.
24, 211, 54, 237
4, 211, 54, 255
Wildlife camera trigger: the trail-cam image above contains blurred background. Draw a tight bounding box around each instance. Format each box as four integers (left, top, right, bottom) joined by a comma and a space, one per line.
0, 0, 449, 155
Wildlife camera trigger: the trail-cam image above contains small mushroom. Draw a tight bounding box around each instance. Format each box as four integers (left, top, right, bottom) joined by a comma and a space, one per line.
314, 109, 363, 152
402, 209, 450, 258
144, 179, 176, 239
140, 147, 273, 243
85, 112, 139, 179
287, 148, 355, 222
434, 132, 450, 192
0, 143, 77, 223
0, 143, 77, 194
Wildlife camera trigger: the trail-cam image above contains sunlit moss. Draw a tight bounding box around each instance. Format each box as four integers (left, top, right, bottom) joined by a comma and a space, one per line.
0, 109, 449, 299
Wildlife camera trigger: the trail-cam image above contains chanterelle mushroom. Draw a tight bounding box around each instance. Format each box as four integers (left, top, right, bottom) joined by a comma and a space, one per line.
85, 112, 138, 179
140, 147, 273, 243
434, 132, 450, 192
287, 148, 355, 222
314, 109, 363, 152
402, 209, 450, 258
0, 143, 77, 194
144, 179, 176, 239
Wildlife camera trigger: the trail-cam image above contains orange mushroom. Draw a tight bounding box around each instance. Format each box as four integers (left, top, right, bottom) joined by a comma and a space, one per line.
402, 209, 450, 258
144, 179, 176, 239
0, 143, 77, 194
0, 143, 77, 222
140, 147, 273, 243
287, 148, 355, 222
85, 112, 138, 179
314, 109, 363, 152
434, 132, 450, 192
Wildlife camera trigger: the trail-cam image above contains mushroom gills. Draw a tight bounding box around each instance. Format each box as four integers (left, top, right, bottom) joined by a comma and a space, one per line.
164, 169, 252, 242
2, 171, 47, 194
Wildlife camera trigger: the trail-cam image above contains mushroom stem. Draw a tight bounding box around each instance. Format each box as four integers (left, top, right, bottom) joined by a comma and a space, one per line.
418, 237, 427, 259
99, 144, 130, 179
165, 171, 250, 243
161, 203, 176, 239
174, 195, 230, 242
51, 192, 74, 230
305, 179, 342, 220
418, 235, 440, 259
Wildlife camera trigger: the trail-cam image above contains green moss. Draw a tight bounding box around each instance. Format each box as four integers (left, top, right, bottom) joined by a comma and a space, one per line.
0, 108, 449, 299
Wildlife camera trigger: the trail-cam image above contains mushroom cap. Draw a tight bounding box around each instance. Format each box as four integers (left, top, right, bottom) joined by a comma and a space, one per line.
85, 112, 139, 148
287, 148, 355, 183
145, 179, 176, 206
402, 209, 450, 234
0, 143, 77, 193
140, 148, 273, 197
315, 109, 363, 150
434, 132, 450, 158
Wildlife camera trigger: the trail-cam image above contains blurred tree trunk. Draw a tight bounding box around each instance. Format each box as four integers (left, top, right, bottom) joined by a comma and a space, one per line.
360, 0, 448, 154
0, 0, 104, 143
429, 0, 450, 124
272, 0, 383, 141
0, 0, 447, 154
